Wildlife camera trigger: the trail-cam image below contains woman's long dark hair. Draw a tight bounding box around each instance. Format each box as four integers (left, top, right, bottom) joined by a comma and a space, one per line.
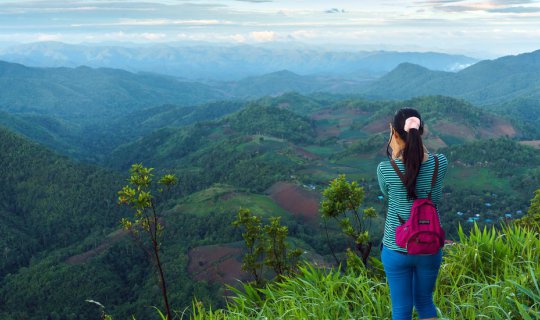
388, 108, 424, 200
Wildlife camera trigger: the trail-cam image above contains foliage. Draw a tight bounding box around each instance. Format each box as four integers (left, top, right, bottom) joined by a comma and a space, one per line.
0, 126, 122, 277
441, 137, 539, 176
118, 163, 177, 320
516, 189, 540, 232
225, 104, 317, 144
0, 61, 224, 120
2, 88, 540, 319
232, 209, 302, 286
191, 224, 540, 319
320, 174, 377, 266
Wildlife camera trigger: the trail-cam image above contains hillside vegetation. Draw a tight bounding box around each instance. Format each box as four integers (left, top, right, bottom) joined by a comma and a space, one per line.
0, 127, 123, 277
0, 52, 539, 318
192, 224, 539, 320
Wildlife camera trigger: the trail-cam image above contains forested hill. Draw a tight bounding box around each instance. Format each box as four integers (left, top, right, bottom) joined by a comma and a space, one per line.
0, 126, 122, 277
105, 95, 524, 196
0, 92, 538, 318
363, 49, 540, 106
0, 60, 225, 119
106, 103, 317, 192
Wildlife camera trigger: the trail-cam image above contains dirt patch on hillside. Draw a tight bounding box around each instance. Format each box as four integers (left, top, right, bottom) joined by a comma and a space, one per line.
339, 117, 354, 127
267, 182, 321, 222
489, 118, 516, 138
344, 109, 370, 116
310, 110, 334, 120
362, 117, 391, 134
293, 146, 320, 160
436, 121, 476, 140
66, 229, 128, 265
425, 136, 448, 151
519, 140, 540, 149
316, 126, 341, 139
187, 244, 248, 285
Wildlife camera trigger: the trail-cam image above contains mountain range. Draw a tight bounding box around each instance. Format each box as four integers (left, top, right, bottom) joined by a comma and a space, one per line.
0, 46, 539, 318
363, 49, 540, 106
0, 42, 479, 80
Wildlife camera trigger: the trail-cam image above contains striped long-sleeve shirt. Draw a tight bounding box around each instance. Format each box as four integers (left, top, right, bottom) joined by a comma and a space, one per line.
377, 153, 448, 252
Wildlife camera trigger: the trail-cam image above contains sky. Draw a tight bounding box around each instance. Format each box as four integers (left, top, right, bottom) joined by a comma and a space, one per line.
0, 0, 539, 57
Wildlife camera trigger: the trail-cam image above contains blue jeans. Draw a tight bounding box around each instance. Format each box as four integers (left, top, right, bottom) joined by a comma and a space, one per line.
381, 245, 442, 320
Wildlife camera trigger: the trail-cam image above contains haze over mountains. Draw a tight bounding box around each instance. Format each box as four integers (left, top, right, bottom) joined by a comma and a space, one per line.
0, 42, 478, 80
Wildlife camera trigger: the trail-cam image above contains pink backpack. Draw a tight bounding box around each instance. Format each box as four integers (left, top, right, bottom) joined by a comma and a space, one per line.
391, 155, 445, 255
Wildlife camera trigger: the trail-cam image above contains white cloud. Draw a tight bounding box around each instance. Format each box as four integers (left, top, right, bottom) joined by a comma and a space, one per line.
37, 33, 63, 41
229, 34, 247, 42
0, 1, 539, 55
71, 19, 233, 27
97, 31, 168, 42
141, 32, 167, 40
249, 31, 276, 41
290, 30, 319, 39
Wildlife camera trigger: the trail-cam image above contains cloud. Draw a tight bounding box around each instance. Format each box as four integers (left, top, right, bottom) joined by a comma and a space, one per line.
249, 31, 276, 42
435, 5, 486, 12
488, 5, 540, 12
99, 31, 167, 42
37, 33, 63, 41
71, 19, 233, 27
235, 0, 273, 2
491, 0, 535, 4
229, 34, 247, 42
140, 32, 166, 40
325, 8, 346, 14
415, 0, 465, 4
422, 0, 540, 13
290, 30, 320, 39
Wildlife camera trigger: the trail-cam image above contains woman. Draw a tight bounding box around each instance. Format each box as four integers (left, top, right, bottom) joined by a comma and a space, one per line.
377, 108, 448, 320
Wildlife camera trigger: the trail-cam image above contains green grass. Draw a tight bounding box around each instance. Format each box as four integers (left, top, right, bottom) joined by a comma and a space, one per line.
189, 224, 539, 320
339, 129, 370, 140
172, 184, 287, 217
303, 145, 343, 158
447, 167, 510, 191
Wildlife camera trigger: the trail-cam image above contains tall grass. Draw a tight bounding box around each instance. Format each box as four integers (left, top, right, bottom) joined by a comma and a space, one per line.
191, 224, 539, 319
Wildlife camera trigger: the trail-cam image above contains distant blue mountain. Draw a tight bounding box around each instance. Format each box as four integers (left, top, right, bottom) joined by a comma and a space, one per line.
0, 42, 478, 80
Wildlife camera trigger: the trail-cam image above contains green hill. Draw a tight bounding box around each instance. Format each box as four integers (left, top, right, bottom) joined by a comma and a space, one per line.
363, 49, 540, 107
0, 126, 123, 277
107, 104, 312, 193
0, 60, 225, 120
1, 91, 538, 319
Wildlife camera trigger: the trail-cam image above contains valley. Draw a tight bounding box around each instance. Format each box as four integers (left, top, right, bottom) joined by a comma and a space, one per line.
0, 49, 539, 319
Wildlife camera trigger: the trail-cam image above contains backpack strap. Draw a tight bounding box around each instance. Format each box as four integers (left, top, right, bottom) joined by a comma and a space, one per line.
389, 155, 439, 223
428, 155, 439, 200
390, 159, 406, 184
389, 159, 406, 225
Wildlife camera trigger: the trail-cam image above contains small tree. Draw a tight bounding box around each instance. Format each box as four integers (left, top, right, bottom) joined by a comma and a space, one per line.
233, 208, 264, 284
320, 174, 377, 266
515, 188, 540, 232
118, 164, 177, 320
233, 209, 301, 285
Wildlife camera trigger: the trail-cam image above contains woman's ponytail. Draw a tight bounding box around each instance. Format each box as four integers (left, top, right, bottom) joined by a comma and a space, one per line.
390, 109, 425, 200
403, 128, 424, 199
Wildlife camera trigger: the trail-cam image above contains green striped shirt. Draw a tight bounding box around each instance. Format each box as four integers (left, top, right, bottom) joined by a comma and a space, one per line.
377, 153, 448, 252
